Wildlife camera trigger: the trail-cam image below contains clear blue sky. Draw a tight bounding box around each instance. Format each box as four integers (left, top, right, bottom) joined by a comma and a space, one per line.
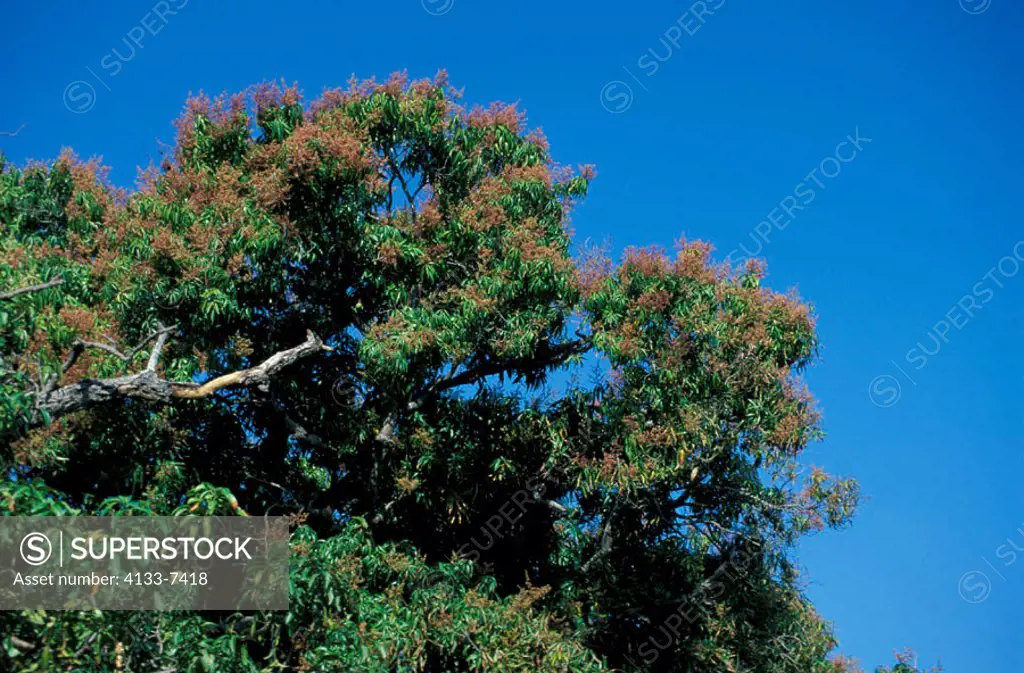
2, 1, 1021, 669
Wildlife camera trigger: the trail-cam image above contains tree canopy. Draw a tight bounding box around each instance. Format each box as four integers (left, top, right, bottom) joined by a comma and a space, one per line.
0, 72, 922, 672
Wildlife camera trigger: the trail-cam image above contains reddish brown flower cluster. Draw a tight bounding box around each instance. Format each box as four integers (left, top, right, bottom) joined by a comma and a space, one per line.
622, 245, 671, 279
503, 163, 552, 187
377, 241, 403, 267
636, 288, 672, 312
671, 239, 720, 284
58, 148, 120, 220
284, 119, 368, 177
465, 176, 512, 232
251, 79, 301, 115
172, 90, 247, 159
467, 101, 525, 132
247, 145, 291, 210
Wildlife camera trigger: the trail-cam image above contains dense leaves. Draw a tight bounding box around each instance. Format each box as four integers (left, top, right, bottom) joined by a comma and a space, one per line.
0, 73, 894, 672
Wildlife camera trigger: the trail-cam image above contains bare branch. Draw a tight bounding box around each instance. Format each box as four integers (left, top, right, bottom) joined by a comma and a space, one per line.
72, 340, 128, 362
0, 277, 64, 301
385, 150, 417, 224
169, 330, 329, 398
47, 325, 180, 395
70, 325, 177, 368
146, 325, 171, 371
130, 324, 178, 364
424, 337, 591, 401
32, 331, 331, 424
75, 325, 178, 367
283, 413, 324, 448
533, 490, 569, 514
373, 411, 399, 445
8, 635, 35, 651
370, 499, 397, 524
581, 510, 615, 572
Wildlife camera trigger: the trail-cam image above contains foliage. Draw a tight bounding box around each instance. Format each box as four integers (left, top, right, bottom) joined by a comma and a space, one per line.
0, 72, 880, 672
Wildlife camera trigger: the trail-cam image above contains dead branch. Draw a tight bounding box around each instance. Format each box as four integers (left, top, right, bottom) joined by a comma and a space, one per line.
33, 330, 331, 424
56, 325, 180, 385
0, 277, 64, 301
581, 510, 615, 572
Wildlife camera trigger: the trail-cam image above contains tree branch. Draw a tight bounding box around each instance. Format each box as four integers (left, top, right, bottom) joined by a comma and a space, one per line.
375, 412, 399, 445
422, 337, 591, 402
146, 327, 171, 371
385, 149, 417, 225
533, 490, 569, 514
281, 408, 324, 448
45, 325, 180, 395
387, 153, 414, 204
7, 635, 35, 651
32, 331, 331, 424
70, 340, 127, 363
581, 510, 615, 572
0, 277, 64, 301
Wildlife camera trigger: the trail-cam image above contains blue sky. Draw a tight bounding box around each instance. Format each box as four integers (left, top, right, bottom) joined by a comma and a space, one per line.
2, 1, 1021, 669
